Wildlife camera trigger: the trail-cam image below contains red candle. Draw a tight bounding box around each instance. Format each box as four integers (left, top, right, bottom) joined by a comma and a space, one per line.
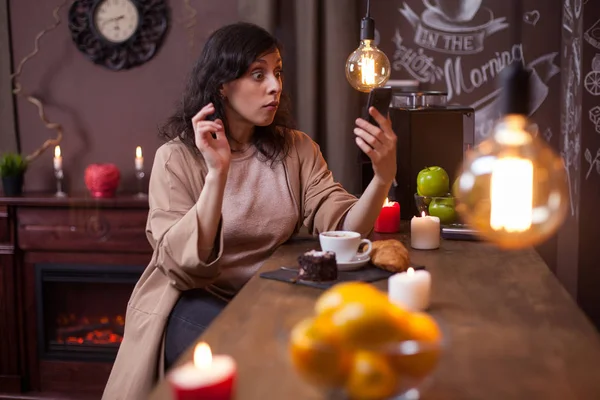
168, 342, 236, 400
374, 198, 400, 233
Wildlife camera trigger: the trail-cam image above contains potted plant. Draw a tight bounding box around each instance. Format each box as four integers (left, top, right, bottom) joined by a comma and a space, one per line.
0, 152, 28, 196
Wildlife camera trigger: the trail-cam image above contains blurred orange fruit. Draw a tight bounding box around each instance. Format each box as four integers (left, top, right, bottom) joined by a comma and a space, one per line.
387, 312, 442, 379
405, 312, 442, 342
289, 316, 351, 387
345, 351, 399, 400
315, 282, 388, 316
330, 299, 411, 349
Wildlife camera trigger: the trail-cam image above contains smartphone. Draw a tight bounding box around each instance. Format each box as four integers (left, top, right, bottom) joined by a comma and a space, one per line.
363, 87, 392, 127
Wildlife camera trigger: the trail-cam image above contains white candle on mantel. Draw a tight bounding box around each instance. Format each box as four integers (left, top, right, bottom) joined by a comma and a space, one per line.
388, 267, 431, 312
411, 212, 440, 250
135, 146, 144, 170
53, 145, 62, 171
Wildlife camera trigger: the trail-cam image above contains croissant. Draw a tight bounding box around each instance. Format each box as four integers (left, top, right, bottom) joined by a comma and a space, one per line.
370, 239, 410, 273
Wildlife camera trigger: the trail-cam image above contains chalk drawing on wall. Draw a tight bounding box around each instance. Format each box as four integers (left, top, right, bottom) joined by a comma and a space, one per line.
530, 125, 552, 142
584, 147, 600, 179
523, 10, 540, 27
584, 54, 600, 96
584, 19, 600, 50
573, 38, 582, 84
574, 0, 582, 19
392, 3, 559, 142
392, 32, 444, 83
563, 0, 573, 33
590, 106, 600, 133
399, 1, 508, 55
470, 52, 560, 140
561, 125, 581, 216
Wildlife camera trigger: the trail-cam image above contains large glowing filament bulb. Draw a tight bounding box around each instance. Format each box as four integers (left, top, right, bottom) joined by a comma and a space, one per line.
346, 40, 390, 92
360, 54, 376, 86
454, 114, 568, 249
346, 2, 390, 92
490, 157, 533, 232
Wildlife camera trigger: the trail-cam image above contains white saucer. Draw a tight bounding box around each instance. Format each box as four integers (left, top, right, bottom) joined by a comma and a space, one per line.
338, 255, 371, 271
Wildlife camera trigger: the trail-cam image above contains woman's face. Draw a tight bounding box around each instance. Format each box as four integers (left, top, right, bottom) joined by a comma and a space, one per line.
222, 49, 283, 127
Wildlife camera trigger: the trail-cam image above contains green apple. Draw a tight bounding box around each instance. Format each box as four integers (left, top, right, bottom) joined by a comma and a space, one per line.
429, 197, 456, 225
416, 186, 431, 206
417, 166, 450, 197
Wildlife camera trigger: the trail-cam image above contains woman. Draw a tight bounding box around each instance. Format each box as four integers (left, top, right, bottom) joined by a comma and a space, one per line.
103, 22, 397, 399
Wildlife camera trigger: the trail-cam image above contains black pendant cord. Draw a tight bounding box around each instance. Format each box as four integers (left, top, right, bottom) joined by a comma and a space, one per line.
360, 0, 374, 40
513, 0, 522, 48
501, 0, 529, 115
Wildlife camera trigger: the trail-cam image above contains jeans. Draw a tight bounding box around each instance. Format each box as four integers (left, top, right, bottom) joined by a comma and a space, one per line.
164, 288, 228, 372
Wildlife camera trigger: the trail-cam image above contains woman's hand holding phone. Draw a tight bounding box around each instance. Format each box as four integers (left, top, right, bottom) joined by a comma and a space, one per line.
192, 103, 231, 176
354, 106, 397, 186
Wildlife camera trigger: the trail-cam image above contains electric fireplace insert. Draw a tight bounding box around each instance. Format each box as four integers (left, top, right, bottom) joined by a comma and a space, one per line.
35, 263, 143, 362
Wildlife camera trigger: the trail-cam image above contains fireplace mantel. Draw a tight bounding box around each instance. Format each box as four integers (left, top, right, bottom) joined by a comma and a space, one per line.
0, 192, 151, 208
0, 193, 152, 399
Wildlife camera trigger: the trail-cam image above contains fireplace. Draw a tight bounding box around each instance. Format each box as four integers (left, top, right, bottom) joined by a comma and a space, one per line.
35, 263, 143, 362
0, 195, 152, 396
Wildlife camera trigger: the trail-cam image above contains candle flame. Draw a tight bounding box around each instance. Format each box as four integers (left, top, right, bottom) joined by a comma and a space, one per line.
54, 145, 61, 158
136, 146, 142, 158
421, 211, 426, 218
407, 267, 414, 275
193, 342, 212, 369
383, 197, 390, 207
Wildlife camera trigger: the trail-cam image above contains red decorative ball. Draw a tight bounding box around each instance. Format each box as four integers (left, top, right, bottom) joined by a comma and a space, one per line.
84, 163, 120, 198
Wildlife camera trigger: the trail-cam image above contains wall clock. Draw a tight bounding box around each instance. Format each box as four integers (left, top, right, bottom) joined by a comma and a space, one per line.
68, 0, 169, 71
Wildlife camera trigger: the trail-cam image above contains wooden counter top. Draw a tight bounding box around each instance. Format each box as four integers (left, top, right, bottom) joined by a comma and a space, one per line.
151, 231, 600, 400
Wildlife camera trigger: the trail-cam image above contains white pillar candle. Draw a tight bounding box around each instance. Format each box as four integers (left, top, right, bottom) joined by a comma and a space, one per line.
411, 212, 440, 250
388, 267, 431, 312
53, 145, 62, 170
135, 146, 144, 170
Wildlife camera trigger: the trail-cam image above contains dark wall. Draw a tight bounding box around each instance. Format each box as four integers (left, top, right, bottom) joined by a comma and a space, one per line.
371, 0, 600, 328
557, 0, 600, 329
8, 0, 238, 192
579, 0, 600, 328
371, 0, 562, 271
0, 0, 17, 154
372, 0, 561, 148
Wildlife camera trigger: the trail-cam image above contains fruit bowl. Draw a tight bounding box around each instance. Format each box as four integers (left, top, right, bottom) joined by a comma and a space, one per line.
285, 282, 444, 400
288, 333, 442, 400
414, 193, 458, 225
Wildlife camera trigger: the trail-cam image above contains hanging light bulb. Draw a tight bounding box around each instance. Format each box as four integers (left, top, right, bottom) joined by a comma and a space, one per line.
345, 0, 391, 92
454, 62, 569, 249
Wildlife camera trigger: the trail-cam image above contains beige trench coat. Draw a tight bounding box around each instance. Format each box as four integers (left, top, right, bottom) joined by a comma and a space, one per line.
102, 131, 359, 399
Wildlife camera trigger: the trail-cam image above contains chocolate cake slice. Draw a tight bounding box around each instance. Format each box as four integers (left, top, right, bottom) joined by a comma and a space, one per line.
297, 250, 338, 281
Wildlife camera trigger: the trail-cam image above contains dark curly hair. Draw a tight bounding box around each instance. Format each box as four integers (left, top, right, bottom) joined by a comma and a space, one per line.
159, 22, 295, 163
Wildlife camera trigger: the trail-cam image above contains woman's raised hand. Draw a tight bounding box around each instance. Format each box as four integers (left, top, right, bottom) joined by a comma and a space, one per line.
192, 103, 231, 175
354, 106, 397, 186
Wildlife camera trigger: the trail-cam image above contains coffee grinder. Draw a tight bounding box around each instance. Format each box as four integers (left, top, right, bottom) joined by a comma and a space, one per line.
360, 91, 475, 220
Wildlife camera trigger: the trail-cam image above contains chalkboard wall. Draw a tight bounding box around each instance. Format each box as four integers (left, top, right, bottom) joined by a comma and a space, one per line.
372, 0, 561, 148
372, 0, 563, 272
371, 0, 600, 328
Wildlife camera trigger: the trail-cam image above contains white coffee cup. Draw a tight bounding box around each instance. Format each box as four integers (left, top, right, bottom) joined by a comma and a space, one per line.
319, 231, 372, 262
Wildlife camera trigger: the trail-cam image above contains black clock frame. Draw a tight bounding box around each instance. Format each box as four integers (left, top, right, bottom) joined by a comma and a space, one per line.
68, 0, 169, 71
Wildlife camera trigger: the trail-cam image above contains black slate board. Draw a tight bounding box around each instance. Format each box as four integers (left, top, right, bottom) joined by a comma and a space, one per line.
259, 266, 394, 290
